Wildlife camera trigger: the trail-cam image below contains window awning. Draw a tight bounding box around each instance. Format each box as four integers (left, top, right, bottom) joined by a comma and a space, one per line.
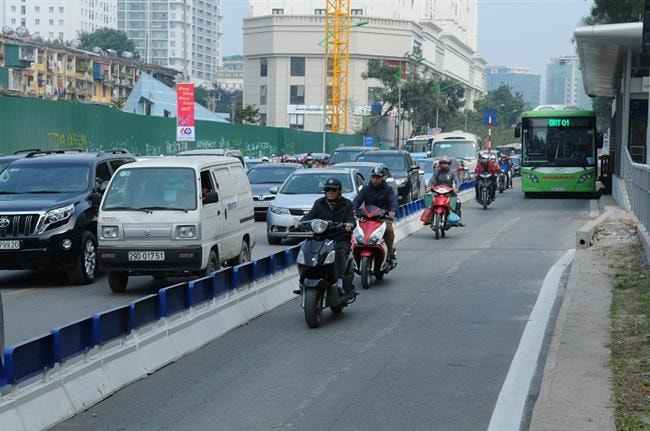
574, 22, 642, 98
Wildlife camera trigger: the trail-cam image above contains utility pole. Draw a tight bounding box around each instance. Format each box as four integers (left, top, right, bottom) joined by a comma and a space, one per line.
183, 0, 188, 79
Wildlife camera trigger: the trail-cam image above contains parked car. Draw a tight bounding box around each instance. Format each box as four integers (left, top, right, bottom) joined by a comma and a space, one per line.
328, 146, 378, 165
177, 148, 245, 167
98, 156, 255, 292
355, 150, 422, 203
0, 149, 136, 283
332, 161, 398, 195
245, 158, 264, 169
247, 162, 303, 220
266, 167, 365, 244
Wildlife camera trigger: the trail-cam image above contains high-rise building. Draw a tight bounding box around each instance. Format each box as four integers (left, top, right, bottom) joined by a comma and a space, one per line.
217, 55, 244, 92
486, 65, 541, 108
545, 56, 591, 109
244, 0, 485, 137
117, 0, 221, 85
1, 0, 117, 42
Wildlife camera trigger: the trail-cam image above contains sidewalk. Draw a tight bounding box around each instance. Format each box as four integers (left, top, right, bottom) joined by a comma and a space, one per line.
529, 200, 640, 431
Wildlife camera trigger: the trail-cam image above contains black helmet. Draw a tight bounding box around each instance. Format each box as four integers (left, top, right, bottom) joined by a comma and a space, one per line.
370, 166, 385, 178
323, 177, 342, 192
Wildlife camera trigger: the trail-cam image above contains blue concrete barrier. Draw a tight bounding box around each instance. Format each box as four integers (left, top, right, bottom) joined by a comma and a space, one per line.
52, 317, 94, 363
4, 333, 55, 384
129, 294, 160, 330
214, 267, 233, 296
253, 256, 272, 281
92, 305, 131, 345
188, 277, 214, 307
159, 282, 189, 318
232, 262, 254, 289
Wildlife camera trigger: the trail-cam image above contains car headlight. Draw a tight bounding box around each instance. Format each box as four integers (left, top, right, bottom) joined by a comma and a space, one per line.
368, 223, 386, 245
102, 226, 119, 239
38, 204, 75, 233
323, 249, 336, 264
354, 227, 365, 244
176, 225, 196, 239
297, 249, 305, 264
311, 219, 328, 234
270, 206, 290, 215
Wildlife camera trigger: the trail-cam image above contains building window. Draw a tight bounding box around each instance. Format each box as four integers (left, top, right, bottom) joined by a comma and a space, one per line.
59, 32, 63, 39
59, 19, 64, 25
35, 19, 40, 25
35, 6, 40, 12
260, 57, 268, 77
314, 9, 326, 15
49, 19, 54, 25
11, 18, 16, 25
20, 18, 25, 26
260, 113, 267, 127
290, 85, 305, 104
260, 85, 267, 105
49, 6, 54, 13
351, 9, 363, 15
289, 114, 304, 129
10, 6, 15, 12
290, 57, 305, 76
59, 7, 64, 13
271, 8, 284, 15
20, 5, 26, 14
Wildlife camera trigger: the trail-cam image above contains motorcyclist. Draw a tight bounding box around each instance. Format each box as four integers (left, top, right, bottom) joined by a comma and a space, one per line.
498, 154, 512, 189
296, 177, 356, 295
474, 153, 499, 201
427, 156, 462, 218
352, 166, 398, 264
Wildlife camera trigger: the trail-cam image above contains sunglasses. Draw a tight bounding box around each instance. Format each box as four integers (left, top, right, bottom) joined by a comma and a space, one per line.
324, 187, 339, 192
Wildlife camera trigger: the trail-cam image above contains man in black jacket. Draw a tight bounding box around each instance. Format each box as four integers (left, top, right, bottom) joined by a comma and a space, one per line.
353, 166, 398, 263
296, 177, 355, 294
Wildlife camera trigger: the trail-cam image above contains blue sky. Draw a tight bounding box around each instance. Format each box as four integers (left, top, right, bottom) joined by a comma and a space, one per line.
220, 0, 593, 76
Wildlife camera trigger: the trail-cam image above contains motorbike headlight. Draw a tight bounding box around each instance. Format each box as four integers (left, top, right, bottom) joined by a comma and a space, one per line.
102, 225, 119, 239
354, 227, 365, 244
176, 225, 196, 239
270, 206, 290, 215
323, 249, 336, 264
368, 223, 387, 245
38, 204, 75, 233
311, 219, 328, 234
297, 249, 305, 264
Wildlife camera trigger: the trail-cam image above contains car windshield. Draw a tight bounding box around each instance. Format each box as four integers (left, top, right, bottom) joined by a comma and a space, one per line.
247, 166, 297, 184
355, 154, 407, 176
418, 159, 434, 173
103, 167, 197, 211
280, 172, 352, 194
329, 150, 363, 165
0, 161, 8, 173
432, 141, 477, 159
0, 165, 90, 193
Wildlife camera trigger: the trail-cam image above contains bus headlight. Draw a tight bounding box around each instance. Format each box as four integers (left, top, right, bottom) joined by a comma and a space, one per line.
578, 173, 593, 183
525, 173, 539, 183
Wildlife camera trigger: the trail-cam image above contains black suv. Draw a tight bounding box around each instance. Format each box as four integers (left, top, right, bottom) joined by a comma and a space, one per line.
328, 146, 378, 165
355, 150, 422, 203
0, 150, 135, 284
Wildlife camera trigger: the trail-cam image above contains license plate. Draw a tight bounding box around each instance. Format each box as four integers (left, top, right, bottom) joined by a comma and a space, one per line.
255, 201, 272, 207
128, 251, 165, 261
0, 240, 19, 250
551, 187, 566, 192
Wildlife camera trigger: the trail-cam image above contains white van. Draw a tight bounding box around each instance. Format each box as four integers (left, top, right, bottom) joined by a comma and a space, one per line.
431, 131, 481, 172
97, 156, 255, 292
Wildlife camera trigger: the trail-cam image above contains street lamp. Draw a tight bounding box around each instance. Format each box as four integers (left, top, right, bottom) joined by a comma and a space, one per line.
395, 54, 424, 149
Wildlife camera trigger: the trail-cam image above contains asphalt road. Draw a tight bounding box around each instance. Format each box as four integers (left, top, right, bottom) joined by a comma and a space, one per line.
0, 221, 295, 346
52, 184, 592, 431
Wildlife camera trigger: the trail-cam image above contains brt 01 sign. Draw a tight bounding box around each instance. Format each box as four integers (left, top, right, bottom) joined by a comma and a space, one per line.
176, 83, 195, 141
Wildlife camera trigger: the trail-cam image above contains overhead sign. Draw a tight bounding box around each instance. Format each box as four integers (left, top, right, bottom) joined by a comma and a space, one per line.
483, 109, 498, 126
287, 105, 324, 115
176, 83, 195, 141
364, 136, 374, 147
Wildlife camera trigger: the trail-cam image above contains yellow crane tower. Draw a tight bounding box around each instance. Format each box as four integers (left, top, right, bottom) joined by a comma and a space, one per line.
325, 0, 351, 133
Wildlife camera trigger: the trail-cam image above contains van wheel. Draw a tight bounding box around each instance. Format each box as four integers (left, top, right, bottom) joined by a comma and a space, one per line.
202, 250, 219, 276
108, 272, 129, 293
67, 231, 97, 285
233, 240, 251, 266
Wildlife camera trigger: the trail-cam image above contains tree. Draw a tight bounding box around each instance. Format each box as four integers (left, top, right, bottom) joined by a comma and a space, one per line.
235, 104, 260, 124
583, 0, 642, 25
79, 28, 136, 54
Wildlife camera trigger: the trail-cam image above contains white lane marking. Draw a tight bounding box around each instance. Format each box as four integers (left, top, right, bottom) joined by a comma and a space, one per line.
487, 248, 575, 431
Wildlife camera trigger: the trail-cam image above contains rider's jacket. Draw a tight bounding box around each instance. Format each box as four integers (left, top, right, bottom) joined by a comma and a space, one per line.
428, 168, 460, 188
475, 161, 500, 175
303, 197, 355, 242
352, 181, 399, 214
498, 161, 512, 172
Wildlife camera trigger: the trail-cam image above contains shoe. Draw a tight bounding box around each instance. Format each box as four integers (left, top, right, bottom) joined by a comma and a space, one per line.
458, 222, 465, 227
292, 289, 301, 295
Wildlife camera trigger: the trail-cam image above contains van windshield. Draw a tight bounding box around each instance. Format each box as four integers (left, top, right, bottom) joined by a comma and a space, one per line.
103, 167, 197, 211
432, 141, 476, 159
0, 165, 90, 193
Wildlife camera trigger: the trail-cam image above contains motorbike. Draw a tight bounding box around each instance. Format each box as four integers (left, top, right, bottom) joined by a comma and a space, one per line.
291, 219, 357, 328
497, 169, 506, 193
477, 173, 495, 210
429, 184, 459, 240
352, 205, 395, 289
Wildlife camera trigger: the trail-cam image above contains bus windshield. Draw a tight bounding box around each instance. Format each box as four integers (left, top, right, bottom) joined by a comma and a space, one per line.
523, 122, 596, 167
431, 141, 476, 159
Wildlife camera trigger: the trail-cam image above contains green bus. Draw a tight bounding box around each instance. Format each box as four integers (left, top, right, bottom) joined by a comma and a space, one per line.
516, 105, 601, 196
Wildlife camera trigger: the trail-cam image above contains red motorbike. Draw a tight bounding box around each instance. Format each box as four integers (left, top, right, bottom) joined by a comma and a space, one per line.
430, 184, 455, 240
352, 205, 395, 289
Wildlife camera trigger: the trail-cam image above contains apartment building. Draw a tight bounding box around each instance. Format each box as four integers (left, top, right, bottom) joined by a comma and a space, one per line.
117, 0, 221, 85
1, 0, 117, 41
217, 55, 244, 92
545, 56, 591, 109
487, 65, 541, 108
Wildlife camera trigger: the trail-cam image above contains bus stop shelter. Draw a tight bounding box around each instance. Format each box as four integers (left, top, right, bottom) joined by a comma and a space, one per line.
575, 21, 649, 205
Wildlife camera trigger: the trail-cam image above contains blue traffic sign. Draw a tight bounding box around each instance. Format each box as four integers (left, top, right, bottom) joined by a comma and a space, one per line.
364, 136, 375, 147
483, 109, 498, 126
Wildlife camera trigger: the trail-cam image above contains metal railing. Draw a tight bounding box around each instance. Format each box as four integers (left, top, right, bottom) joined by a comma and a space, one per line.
622, 146, 650, 232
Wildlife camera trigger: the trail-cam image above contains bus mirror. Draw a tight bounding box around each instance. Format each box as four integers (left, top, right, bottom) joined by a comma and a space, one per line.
514, 123, 521, 139
596, 131, 604, 149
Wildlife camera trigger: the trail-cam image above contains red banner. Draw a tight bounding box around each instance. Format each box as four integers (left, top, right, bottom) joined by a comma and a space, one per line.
176, 83, 195, 141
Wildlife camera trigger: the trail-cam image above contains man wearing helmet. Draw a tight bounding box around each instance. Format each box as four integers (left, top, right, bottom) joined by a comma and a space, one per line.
498, 154, 512, 189
296, 177, 356, 295
352, 166, 399, 264
427, 156, 462, 218
474, 153, 500, 201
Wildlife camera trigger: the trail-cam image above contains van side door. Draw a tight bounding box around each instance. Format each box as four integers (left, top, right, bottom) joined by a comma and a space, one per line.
200, 169, 223, 259
211, 167, 238, 260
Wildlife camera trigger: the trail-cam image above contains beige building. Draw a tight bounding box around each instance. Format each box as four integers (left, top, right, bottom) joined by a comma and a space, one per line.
242, 6, 486, 137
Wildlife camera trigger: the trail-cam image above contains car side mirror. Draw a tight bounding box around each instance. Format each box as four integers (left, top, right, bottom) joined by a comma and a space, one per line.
90, 192, 103, 207
358, 184, 363, 192
99, 180, 109, 192
269, 186, 279, 195
202, 191, 219, 204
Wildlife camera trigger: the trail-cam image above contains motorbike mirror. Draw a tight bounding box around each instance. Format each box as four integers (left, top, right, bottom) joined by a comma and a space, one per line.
418, 169, 425, 176
385, 177, 396, 185
358, 184, 364, 192
269, 186, 279, 194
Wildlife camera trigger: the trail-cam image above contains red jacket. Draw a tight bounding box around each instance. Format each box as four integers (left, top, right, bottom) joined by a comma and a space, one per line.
475, 161, 500, 175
